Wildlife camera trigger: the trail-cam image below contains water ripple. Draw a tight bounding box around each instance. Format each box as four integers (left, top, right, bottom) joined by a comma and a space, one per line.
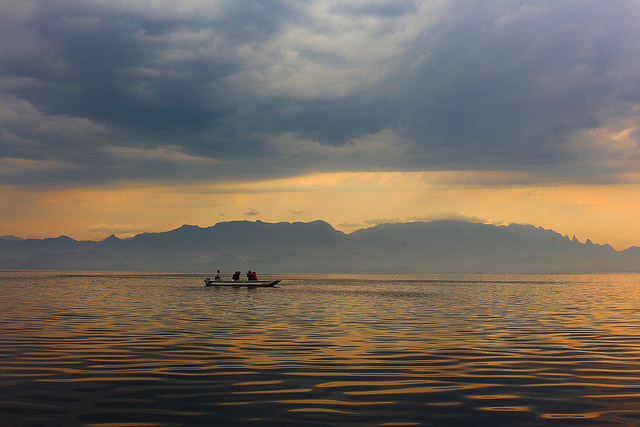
2, 271, 640, 425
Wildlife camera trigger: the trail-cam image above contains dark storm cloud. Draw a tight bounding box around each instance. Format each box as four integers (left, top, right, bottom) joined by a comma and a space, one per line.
389, 1, 638, 169
0, 0, 298, 184
3, 1, 286, 134
1, 0, 640, 186
331, 0, 418, 19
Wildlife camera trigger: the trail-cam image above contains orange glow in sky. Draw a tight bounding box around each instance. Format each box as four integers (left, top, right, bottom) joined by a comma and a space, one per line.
2, 172, 640, 250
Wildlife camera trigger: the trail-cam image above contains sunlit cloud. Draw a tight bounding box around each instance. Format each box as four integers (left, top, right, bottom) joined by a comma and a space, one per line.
494, 3, 547, 26
106, 145, 219, 164
229, 0, 444, 99
562, 114, 640, 183
341, 212, 489, 231
244, 208, 260, 216
0, 157, 73, 173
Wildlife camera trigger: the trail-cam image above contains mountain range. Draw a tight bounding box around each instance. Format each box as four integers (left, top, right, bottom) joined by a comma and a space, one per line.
1, 220, 639, 273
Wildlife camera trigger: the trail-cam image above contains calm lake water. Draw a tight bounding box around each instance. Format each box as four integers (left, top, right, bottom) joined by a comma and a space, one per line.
1, 271, 640, 426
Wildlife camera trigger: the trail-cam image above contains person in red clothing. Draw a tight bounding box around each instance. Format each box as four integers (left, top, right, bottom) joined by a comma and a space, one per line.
246, 270, 258, 280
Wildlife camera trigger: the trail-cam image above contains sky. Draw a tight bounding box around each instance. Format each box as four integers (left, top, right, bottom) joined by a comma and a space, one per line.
2, 0, 640, 249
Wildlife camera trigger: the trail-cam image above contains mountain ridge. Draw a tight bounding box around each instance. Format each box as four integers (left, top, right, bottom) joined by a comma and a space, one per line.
0, 220, 637, 273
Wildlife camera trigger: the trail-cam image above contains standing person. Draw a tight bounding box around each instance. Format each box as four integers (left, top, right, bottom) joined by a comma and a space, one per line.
214, 270, 221, 281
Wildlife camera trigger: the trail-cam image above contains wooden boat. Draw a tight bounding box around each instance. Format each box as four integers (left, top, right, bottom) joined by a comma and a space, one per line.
204, 278, 281, 287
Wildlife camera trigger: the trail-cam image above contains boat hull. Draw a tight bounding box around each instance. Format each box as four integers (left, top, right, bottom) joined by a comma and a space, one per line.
204, 279, 280, 287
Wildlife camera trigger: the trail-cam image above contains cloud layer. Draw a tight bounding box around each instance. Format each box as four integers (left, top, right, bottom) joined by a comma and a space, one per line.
2, 0, 640, 186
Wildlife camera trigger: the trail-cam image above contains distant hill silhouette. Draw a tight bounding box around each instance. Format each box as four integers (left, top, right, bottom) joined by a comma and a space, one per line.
1, 220, 639, 273
0, 235, 23, 241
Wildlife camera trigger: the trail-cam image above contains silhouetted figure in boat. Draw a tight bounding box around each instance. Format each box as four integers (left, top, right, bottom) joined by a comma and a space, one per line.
214, 270, 221, 281
232, 271, 241, 281
247, 270, 258, 280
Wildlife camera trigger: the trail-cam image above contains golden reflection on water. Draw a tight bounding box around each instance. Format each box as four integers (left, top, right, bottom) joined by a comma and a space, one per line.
540, 411, 604, 419
479, 406, 531, 412
276, 398, 394, 406
288, 408, 356, 414
2, 271, 640, 425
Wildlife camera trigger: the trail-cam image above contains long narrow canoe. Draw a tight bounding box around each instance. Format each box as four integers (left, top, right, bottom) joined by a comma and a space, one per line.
204, 278, 281, 287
